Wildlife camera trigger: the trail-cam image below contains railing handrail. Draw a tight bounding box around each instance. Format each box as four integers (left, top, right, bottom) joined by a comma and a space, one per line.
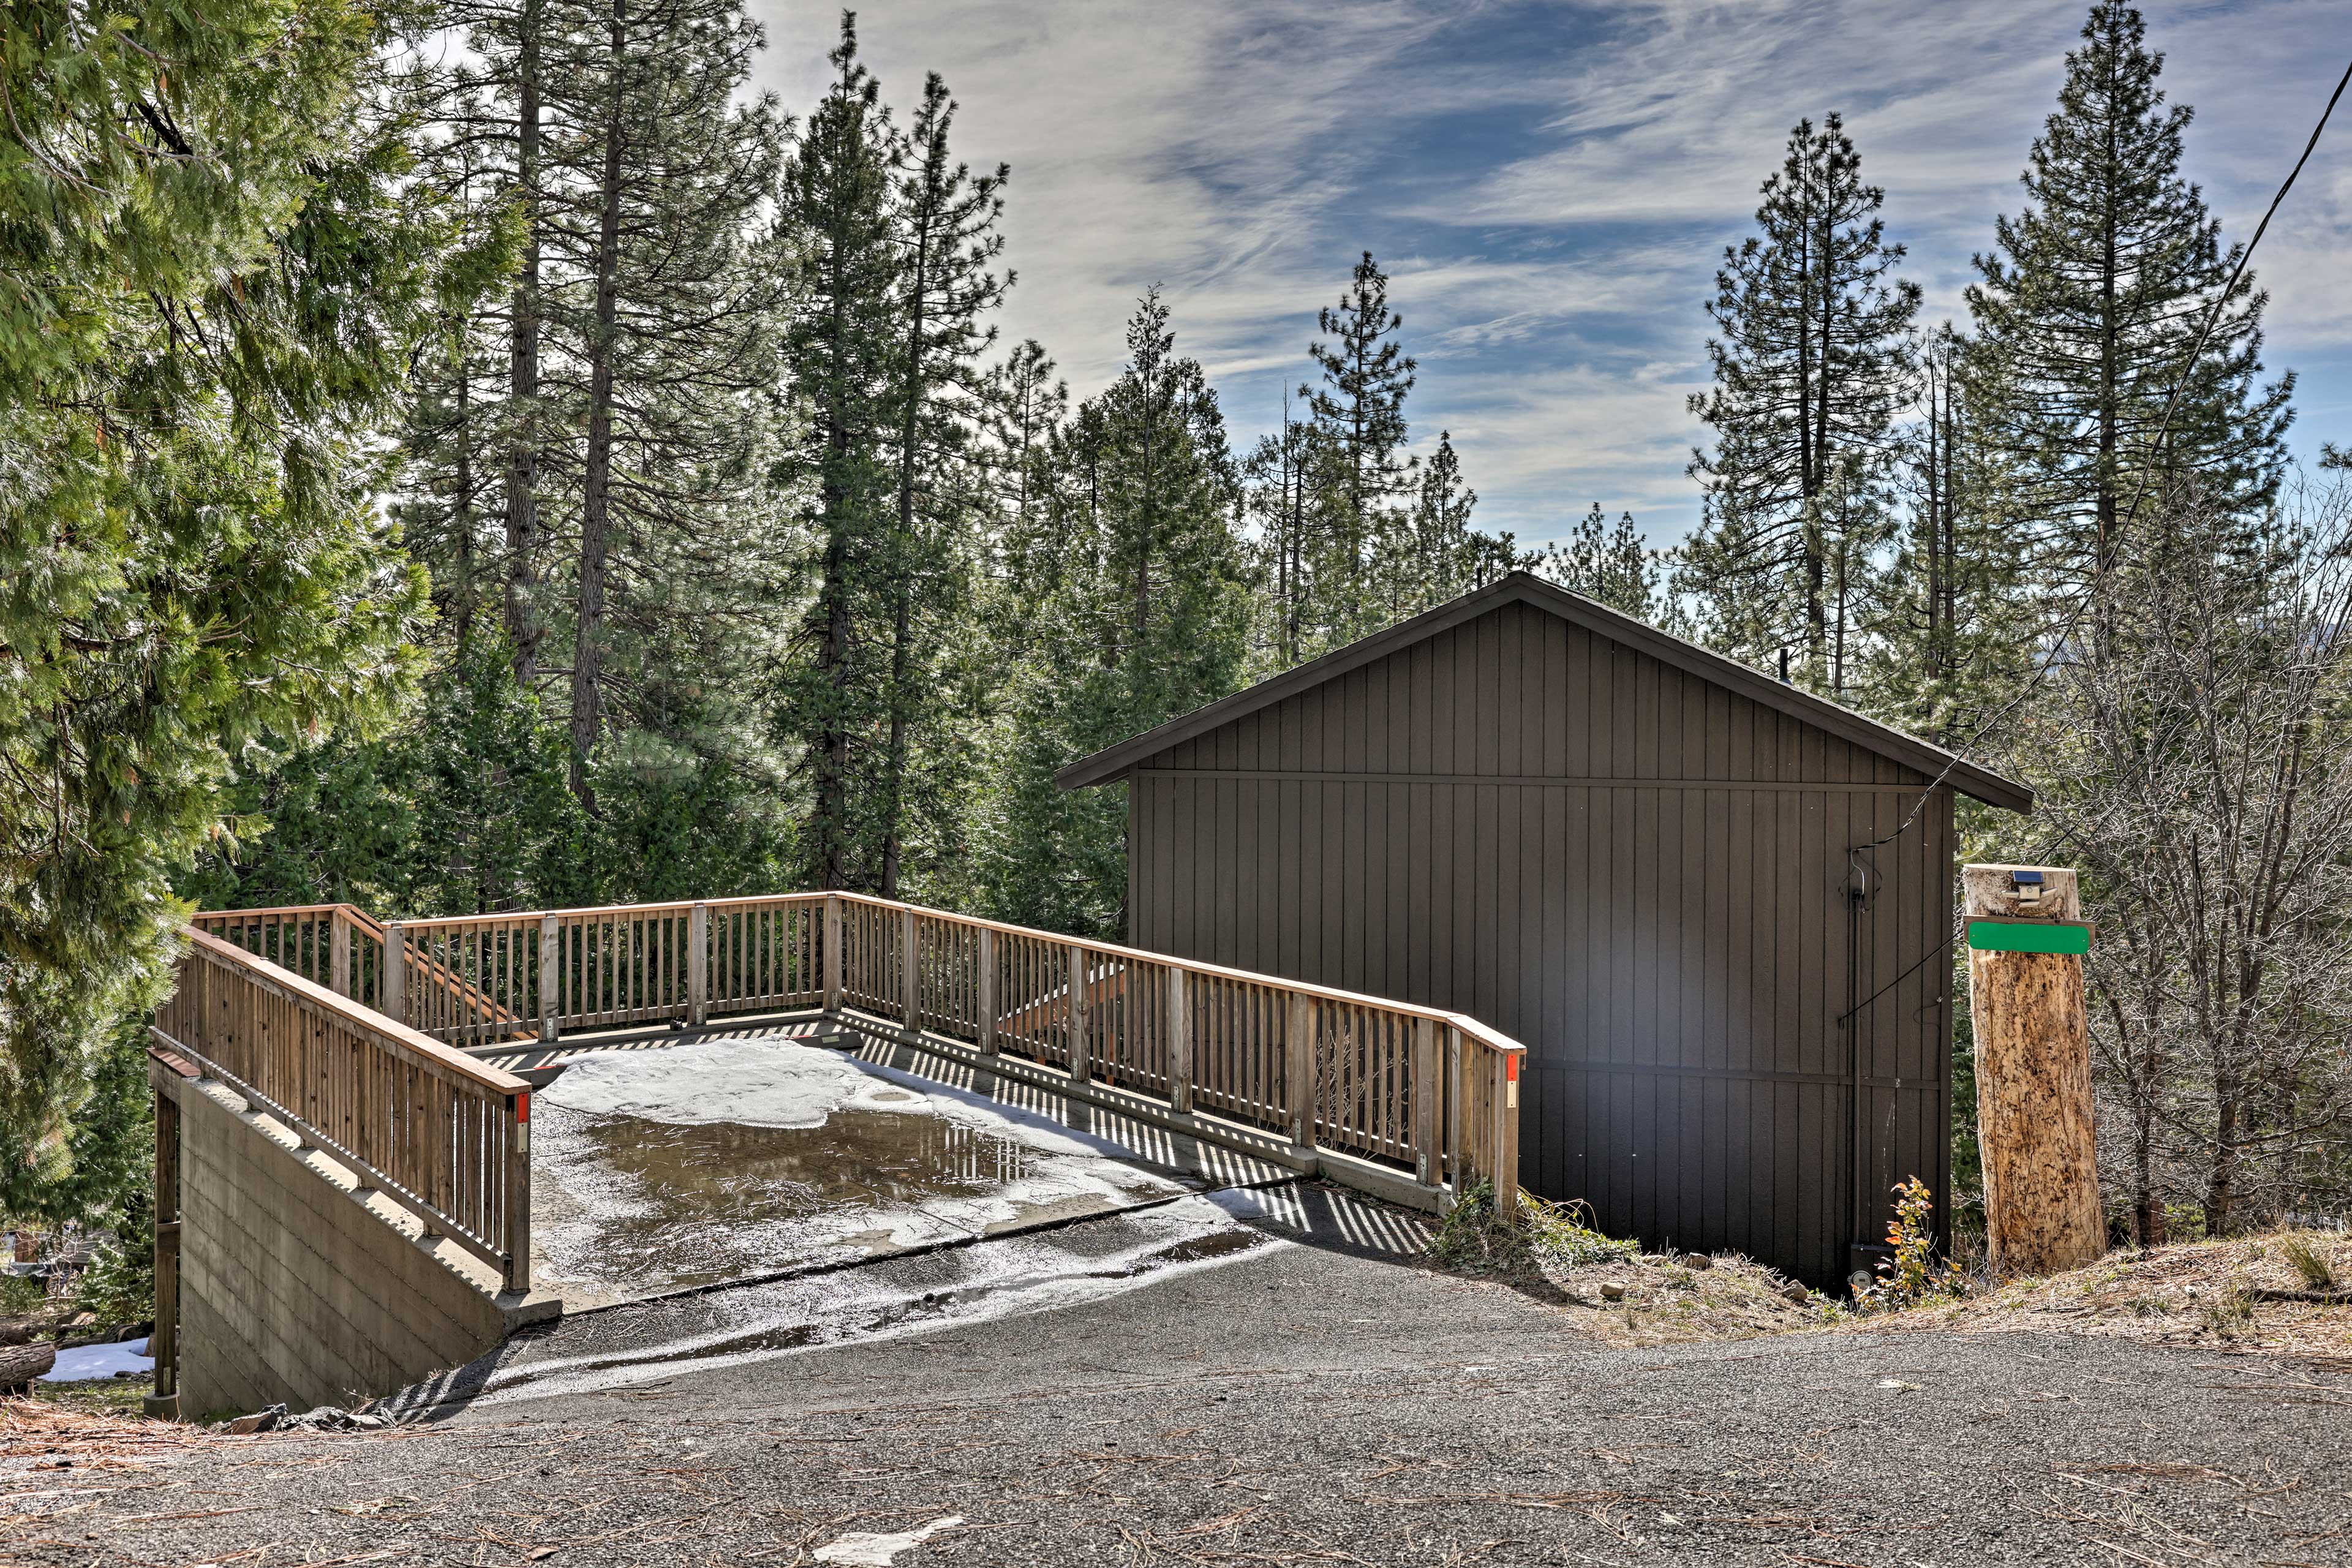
184, 929, 530, 1097
372, 891, 1526, 1060
828, 891, 1528, 1060
193, 902, 370, 925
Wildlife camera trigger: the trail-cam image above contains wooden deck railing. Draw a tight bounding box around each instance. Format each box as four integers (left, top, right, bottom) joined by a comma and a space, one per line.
156, 929, 534, 1292
190, 904, 532, 1044
189, 892, 1524, 1211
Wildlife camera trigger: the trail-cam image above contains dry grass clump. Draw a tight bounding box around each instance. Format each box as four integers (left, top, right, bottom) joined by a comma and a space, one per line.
1856, 1227, 2352, 1358
1426, 1183, 1826, 1345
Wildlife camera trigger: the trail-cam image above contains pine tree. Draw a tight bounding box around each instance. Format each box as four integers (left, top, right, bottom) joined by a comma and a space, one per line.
553, 0, 786, 814
1, 0, 439, 1202
1860, 328, 2029, 744
979, 292, 1250, 937
1681, 114, 1919, 692
876, 71, 1008, 897
1390, 430, 1509, 610
1304, 251, 1417, 641
1242, 388, 1317, 668
986, 341, 1065, 556
1531, 505, 1662, 621
1964, 0, 2291, 591
774, 16, 902, 891
409, 0, 560, 679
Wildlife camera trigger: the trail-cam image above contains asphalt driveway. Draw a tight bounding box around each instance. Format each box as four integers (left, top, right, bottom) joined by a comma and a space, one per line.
16, 1186, 2350, 1567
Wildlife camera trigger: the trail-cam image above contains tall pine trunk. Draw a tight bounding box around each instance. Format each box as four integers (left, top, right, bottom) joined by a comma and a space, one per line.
570, 0, 628, 813
880, 188, 934, 900
812, 224, 855, 891
503, 0, 544, 680
454, 316, 476, 650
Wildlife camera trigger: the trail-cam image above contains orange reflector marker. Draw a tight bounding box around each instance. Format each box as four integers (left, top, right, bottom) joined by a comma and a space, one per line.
516, 1091, 531, 1122
1506, 1052, 1520, 1109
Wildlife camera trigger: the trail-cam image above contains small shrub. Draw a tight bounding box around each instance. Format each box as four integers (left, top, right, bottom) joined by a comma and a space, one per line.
1426, 1186, 1642, 1278
2199, 1285, 2256, 1338
1860, 1178, 1964, 1312
2280, 1236, 2338, 1292
1425, 1180, 1534, 1276
1523, 1196, 1640, 1269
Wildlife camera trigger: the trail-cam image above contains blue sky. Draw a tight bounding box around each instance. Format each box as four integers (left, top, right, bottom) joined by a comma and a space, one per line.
750, 1, 2352, 551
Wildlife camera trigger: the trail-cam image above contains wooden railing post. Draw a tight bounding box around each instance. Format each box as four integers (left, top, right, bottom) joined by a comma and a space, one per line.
1446, 1025, 1466, 1189
503, 1091, 532, 1295
1492, 1048, 1519, 1219
1287, 992, 1316, 1150
330, 908, 353, 998
148, 1089, 181, 1414
538, 914, 560, 1043
688, 903, 709, 1027
901, 905, 920, 1034
1166, 967, 1193, 1115
976, 927, 997, 1055
1412, 1017, 1440, 1186
823, 894, 843, 1012
1066, 944, 1090, 1083
382, 922, 407, 1027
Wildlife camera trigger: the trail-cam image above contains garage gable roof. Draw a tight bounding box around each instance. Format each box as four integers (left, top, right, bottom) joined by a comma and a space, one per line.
1054, 572, 2033, 813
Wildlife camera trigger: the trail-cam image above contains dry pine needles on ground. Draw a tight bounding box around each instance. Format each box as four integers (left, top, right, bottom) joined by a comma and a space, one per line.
1864, 1228, 2352, 1358
1424, 1183, 1829, 1345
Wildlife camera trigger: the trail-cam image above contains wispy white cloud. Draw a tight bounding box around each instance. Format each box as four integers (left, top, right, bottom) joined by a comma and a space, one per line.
747, 0, 2352, 548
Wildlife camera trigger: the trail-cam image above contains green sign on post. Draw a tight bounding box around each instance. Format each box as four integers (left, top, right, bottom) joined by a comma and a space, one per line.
1967, 919, 2091, 956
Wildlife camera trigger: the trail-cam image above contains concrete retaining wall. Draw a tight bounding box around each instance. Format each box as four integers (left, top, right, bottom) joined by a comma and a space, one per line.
155, 1058, 543, 1420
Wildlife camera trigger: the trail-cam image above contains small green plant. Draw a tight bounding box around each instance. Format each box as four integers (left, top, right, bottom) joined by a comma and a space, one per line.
2280, 1236, 2339, 1292
1523, 1196, 1640, 1269
1425, 1180, 1534, 1276
1425, 1186, 1642, 1278
2199, 1284, 2256, 1338
1861, 1178, 1964, 1312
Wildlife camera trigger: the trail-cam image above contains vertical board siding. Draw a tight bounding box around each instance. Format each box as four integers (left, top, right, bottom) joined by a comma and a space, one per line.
1127, 599, 1955, 1286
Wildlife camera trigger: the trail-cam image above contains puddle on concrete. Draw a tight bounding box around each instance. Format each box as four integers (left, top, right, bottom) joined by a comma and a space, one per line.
527, 1036, 1188, 1303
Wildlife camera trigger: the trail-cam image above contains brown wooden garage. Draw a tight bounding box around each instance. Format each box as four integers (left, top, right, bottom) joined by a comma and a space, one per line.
1057, 572, 2030, 1286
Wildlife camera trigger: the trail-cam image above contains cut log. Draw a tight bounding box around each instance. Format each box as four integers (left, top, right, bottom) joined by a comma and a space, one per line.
0, 1340, 56, 1390
1964, 863, 2105, 1278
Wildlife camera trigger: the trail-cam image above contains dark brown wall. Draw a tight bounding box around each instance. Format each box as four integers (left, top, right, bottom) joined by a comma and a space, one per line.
1125, 599, 1956, 1286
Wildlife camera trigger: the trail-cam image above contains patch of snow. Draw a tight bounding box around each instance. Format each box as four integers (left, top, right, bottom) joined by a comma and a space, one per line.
42, 1337, 151, 1382
814, 1515, 965, 1565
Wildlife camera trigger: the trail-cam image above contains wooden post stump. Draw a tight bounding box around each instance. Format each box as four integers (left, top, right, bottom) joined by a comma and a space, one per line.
1964, 863, 2103, 1277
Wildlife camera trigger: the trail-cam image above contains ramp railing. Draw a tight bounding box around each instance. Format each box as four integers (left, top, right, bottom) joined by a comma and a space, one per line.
156, 929, 535, 1292
190, 892, 1523, 1213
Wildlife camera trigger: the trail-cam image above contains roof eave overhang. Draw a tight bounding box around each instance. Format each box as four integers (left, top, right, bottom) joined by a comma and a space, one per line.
1054, 575, 2034, 815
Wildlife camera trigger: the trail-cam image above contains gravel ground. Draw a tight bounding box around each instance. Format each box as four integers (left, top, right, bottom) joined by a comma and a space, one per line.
12, 1188, 2351, 1567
